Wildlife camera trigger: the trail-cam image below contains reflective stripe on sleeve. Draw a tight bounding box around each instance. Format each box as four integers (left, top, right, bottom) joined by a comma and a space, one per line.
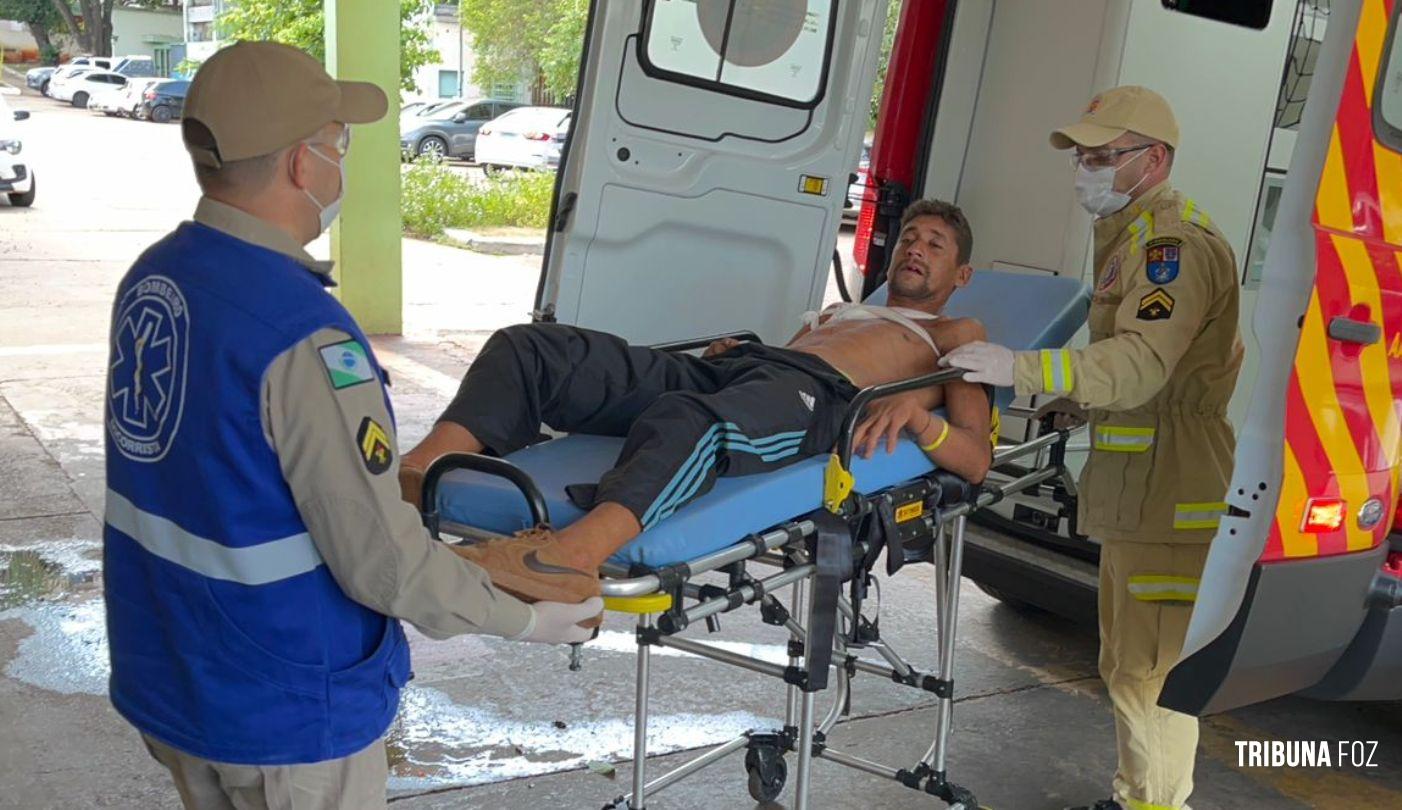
1174, 501, 1228, 530
1092, 425, 1154, 452
1127, 211, 1155, 253
1182, 198, 1212, 229
1039, 349, 1074, 394
1124, 797, 1185, 810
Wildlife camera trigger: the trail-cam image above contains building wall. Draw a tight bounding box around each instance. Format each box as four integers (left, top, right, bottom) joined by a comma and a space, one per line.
408, 3, 532, 103
0, 20, 37, 53
111, 6, 183, 60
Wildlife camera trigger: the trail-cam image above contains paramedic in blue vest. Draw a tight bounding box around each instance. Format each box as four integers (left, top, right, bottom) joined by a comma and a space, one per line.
102, 41, 601, 809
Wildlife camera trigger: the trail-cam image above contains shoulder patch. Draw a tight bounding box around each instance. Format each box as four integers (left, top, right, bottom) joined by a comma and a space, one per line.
1137, 288, 1175, 321
319, 339, 375, 390
356, 416, 393, 475
1145, 237, 1182, 285
1097, 254, 1123, 293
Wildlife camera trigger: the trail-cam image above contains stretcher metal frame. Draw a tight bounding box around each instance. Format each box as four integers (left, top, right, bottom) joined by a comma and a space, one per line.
420, 344, 1081, 810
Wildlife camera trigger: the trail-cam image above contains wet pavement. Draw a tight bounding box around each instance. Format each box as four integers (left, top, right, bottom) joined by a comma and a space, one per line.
1, 89, 1400, 809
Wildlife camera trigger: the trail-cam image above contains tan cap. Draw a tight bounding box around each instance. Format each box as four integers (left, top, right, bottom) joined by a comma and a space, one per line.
182, 41, 387, 167
1049, 85, 1179, 151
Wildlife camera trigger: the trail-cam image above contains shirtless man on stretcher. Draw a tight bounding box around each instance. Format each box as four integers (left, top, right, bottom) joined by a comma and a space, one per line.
400, 199, 993, 609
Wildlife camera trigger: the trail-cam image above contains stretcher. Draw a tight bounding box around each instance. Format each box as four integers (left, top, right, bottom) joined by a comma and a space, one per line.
419, 269, 1090, 808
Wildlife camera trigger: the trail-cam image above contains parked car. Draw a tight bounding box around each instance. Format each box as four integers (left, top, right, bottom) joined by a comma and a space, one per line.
399, 98, 524, 161
94, 77, 161, 118
25, 67, 55, 94
54, 71, 127, 108
44, 67, 90, 100
474, 106, 572, 172
139, 80, 191, 124
0, 93, 35, 207
400, 101, 428, 119
113, 56, 157, 78
844, 140, 874, 221
45, 56, 117, 95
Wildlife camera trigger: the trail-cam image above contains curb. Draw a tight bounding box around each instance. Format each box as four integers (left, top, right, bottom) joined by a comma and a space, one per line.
442, 228, 545, 256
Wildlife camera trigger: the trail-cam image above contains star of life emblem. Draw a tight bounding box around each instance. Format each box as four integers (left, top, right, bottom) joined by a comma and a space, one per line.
108, 275, 190, 462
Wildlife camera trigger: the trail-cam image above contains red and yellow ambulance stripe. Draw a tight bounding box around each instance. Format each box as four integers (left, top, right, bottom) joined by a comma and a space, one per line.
1265, 0, 1402, 561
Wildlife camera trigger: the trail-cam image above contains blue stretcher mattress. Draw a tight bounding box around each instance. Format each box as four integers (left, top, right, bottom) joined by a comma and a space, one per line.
436, 270, 1090, 568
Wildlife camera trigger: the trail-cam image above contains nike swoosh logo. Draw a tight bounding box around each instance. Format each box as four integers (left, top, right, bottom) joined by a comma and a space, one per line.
524, 550, 589, 577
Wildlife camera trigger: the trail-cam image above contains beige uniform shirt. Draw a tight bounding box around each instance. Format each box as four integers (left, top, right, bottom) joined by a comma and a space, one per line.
1012, 183, 1243, 544
193, 198, 533, 638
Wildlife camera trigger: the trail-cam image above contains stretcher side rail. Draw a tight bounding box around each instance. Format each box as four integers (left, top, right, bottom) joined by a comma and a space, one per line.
649, 329, 763, 354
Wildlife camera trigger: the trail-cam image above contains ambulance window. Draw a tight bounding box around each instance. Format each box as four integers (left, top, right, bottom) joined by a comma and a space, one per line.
642, 0, 837, 107
1377, 4, 1402, 152
1162, 0, 1272, 30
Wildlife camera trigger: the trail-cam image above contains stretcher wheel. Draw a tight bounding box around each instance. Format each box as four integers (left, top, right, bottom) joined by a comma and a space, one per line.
744, 745, 787, 803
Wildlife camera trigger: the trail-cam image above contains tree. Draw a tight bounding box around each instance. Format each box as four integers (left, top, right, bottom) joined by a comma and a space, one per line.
461, 0, 588, 101
44, 0, 171, 58
216, 0, 440, 94
0, 0, 63, 62
868, 5, 900, 130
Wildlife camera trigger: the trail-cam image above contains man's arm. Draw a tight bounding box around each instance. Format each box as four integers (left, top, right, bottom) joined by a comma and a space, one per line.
263, 327, 534, 640
1011, 230, 1217, 410
853, 319, 992, 483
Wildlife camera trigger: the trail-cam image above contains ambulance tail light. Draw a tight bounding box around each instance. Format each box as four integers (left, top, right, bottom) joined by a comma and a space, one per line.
524, 131, 551, 142
1301, 498, 1347, 533
854, 198, 875, 273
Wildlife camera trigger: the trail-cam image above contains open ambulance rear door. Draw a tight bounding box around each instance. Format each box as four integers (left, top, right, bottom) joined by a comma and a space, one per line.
1162, 0, 1402, 714
534, 0, 889, 346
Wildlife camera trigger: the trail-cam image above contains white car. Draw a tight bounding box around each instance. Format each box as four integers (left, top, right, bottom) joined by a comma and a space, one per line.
44, 56, 117, 96
53, 71, 127, 108
474, 106, 572, 172
0, 93, 35, 207
91, 77, 160, 117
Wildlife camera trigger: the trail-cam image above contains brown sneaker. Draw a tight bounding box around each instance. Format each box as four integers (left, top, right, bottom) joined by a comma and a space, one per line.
451, 527, 603, 627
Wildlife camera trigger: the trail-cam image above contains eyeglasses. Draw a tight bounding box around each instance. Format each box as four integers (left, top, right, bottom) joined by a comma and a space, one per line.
308, 125, 352, 159
1071, 144, 1150, 170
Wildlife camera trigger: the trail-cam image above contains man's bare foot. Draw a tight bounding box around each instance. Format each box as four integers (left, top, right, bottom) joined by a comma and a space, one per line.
452, 527, 603, 627
400, 421, 486, 509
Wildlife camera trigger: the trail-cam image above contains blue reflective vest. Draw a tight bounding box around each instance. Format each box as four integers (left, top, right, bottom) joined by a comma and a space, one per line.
103, 222, 411, 765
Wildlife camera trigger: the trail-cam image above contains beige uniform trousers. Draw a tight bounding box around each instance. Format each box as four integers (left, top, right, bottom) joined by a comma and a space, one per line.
1098, 541, 1209, 810
143, 735, 388, 810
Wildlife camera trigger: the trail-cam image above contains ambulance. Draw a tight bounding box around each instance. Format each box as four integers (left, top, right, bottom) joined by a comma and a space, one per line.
533, 0, 1402, 715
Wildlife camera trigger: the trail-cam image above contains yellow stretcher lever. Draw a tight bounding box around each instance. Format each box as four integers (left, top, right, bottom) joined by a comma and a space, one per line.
824, 452, 855, 514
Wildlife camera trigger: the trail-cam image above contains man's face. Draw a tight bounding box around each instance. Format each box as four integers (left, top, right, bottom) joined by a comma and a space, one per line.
1073, 132, 1158, 195
887, 214, 971, 303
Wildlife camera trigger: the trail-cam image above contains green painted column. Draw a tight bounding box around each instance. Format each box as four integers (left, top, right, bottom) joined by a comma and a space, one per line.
325, 0, 402, 334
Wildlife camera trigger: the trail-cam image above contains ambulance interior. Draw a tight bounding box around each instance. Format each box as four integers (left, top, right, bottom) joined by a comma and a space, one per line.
529, 0, 1400, 723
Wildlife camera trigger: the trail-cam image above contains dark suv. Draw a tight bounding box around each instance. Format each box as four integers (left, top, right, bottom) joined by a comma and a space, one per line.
400, 99, 524, 161
139, 80, 190, 124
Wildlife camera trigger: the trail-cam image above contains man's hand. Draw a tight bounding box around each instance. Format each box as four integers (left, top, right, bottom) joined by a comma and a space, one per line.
507, 597, 604, 644
853, 393, 934, 459
702, 337, 743, 358
1033, 397, 1088, 431
940, 341, 1015, 387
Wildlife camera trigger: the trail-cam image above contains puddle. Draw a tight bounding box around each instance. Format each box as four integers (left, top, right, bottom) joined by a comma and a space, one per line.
588, 629, 791, 665
0, 541, 102, 609
386, 685, 777, 790
0, 599, 108, 695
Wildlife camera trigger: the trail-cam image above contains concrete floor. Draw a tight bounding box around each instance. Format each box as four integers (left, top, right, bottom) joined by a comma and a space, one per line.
0, 86, 1399, 810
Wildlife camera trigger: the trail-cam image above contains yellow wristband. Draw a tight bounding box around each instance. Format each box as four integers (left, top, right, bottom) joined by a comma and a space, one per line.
919, 419, 950, 453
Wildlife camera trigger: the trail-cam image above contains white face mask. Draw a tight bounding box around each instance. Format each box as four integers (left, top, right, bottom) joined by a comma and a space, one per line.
1075, 148, 1149, 218
300, 143, 345, 234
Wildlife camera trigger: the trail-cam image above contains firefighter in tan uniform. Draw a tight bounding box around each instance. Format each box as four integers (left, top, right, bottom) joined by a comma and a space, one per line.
943, 86, 1242, 810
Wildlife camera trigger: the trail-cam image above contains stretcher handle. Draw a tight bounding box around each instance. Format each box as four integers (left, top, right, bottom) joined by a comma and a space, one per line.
650, 330, 763, 354
420, 452, 551, 527
836, 368, 968, 469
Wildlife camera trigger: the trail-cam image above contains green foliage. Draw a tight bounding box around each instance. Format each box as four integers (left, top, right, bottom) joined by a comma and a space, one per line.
216, 0, 440, 94
460, 0, 588, 100
174, 58, 204, 78
0, 0, 60, 29
869, 4, 901, 129
401, 161, 555, 237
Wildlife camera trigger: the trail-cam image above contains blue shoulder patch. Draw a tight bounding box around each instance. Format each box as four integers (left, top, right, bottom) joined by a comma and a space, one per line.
1145, 237, 1182, 285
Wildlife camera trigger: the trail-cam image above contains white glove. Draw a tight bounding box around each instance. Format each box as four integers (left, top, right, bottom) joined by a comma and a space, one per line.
939, 341, 1016, 387
507, 597, 604, 644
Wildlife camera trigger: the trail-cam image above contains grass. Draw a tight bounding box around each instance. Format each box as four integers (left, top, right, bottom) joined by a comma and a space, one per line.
401, 160, 555, 238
